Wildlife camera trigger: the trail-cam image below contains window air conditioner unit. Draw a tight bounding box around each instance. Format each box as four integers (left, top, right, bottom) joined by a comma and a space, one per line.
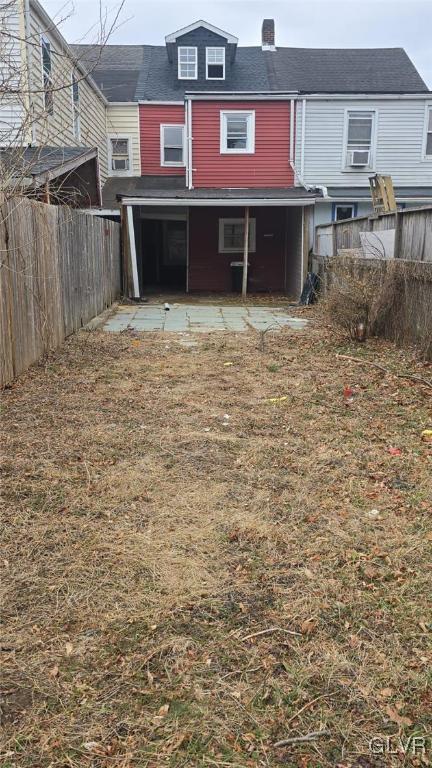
348, 149, 370, 167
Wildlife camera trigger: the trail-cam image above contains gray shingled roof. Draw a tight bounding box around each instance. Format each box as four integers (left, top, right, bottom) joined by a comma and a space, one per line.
102, 176, 319, 209
326, 186, 432, 199
0, 146, 95, 176
72, 41, 429, 102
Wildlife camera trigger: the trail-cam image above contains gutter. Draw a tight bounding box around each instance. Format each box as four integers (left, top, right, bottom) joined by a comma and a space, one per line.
118, 196, 318, 207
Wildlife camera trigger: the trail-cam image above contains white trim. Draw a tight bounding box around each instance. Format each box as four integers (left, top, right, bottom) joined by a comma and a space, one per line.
121, 198, 316, 207
178, 47, 198, 80
108, 135, 133, 176
126, 206, 140, 298
302, 93, 432, 101
220, 110, 255, 154
206, 47, 225, 80
421, 103, 432, 161
319, 196, 432, 203
218, 217, 256, 253
300, 207, 304, 294
139, 100, 185, 105
166, 20, 238, 44
342, 108, 378, 172
185, 92, 298, 101
334, 203, 356, 221
160, 124, 185, 167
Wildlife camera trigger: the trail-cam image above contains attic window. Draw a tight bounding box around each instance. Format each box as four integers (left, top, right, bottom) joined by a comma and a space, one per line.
178, 47, 197, 80
206, 47, 225, 80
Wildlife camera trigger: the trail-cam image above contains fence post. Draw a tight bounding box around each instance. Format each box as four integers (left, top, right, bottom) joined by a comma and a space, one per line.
332, 223, 337, 257
393, 210, 402, 260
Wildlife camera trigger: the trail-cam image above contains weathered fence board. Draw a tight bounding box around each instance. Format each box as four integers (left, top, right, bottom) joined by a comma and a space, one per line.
0, 199, 120, 387
315, 205, 432, 262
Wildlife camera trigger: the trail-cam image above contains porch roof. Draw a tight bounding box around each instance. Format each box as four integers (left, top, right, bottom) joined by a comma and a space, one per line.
102, 175, 320, 209
324, 186, 432, 202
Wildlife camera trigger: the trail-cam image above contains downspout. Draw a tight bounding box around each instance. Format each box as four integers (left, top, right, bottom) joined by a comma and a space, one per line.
290, 98, 328, 197
23, 0, 36, 144
186, 97, 193, 189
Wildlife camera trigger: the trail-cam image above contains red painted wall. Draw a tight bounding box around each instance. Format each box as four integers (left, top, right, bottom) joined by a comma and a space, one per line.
192, 101, 294, 188
188, 207, 287, 292
140, 104, 185, 176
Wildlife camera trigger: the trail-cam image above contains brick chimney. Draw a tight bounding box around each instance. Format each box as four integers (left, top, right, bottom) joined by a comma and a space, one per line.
262, 19, 275, 50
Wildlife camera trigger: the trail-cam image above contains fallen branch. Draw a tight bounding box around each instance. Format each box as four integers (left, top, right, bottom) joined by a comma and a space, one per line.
336, 354, 432, 391
241, 626, 301, 642
274, 729, 330, 748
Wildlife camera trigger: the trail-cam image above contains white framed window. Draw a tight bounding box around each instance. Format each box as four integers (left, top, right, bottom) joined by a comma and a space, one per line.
220, 111, 255, 154
178, 47, 197, 80
108, 136, 131, 174
423, 105, 432, 159
344, 110, 376, 169
333, 203, 357, 221
218, 218, 256, 253
206, 47, 225, 80
41, 35, 53, 115
160, 124, 185, 166
71, 72, 80, 140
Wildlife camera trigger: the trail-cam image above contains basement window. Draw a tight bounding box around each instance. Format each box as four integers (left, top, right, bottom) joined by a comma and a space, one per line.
178, 47, 197, 80
109, 137, 131, 173
206, 47, 225, 80
333, 203, 357, 221
41, 35, 53, 115
220, 111, 255, 153
218, 218, 256, 253
160, 124, 184, 166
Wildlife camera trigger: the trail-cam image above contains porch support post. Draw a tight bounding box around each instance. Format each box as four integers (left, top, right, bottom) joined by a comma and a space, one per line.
126, 204, 140, 299
242, 206, 250, 298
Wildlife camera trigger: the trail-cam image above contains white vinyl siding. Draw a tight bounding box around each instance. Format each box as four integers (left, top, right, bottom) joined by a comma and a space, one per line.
106, 105, 140, 175
295, 98, 432, 186
0, 0, 26, 144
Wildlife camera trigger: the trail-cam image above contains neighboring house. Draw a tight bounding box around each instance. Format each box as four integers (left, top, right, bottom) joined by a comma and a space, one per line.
0, 0, 108, 205
74, 18, 431, 296
2, 2, 431, 294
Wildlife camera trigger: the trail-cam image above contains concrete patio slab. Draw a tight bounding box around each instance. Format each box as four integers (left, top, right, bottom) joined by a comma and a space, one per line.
102, 304, 308, 334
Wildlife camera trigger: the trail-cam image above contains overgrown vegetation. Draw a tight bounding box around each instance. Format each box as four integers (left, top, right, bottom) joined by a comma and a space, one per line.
1, 314, 431, 766
323, 256, 432, 359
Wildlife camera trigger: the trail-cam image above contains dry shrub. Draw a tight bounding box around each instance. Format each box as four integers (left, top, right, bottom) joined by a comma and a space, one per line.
323, 255, 432, 359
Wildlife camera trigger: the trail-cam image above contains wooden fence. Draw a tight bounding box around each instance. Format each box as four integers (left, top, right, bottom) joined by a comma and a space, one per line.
315, 205, 432, 261
0, 198, 121, 386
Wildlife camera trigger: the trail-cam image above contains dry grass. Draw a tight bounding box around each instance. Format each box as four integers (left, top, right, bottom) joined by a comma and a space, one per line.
1, 308, 431, 767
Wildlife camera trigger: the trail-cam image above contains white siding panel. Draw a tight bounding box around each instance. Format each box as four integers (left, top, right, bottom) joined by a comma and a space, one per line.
28, 5, 108, 180
301, 98, 432, 187
106, 105, 140, 175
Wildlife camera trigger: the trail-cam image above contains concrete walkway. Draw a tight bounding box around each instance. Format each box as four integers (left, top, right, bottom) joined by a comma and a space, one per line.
102, 304, 308, 333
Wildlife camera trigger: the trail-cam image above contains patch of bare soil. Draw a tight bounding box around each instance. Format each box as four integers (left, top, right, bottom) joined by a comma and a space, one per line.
1, 308, 431, 767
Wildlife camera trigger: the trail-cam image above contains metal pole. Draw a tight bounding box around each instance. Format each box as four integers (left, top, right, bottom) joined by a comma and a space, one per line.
242, 206, 249, 298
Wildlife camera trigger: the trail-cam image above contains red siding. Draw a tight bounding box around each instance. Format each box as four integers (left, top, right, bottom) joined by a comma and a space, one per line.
188, 207, 287, 293
192, 101, 294, 188
140, 104, 186, 176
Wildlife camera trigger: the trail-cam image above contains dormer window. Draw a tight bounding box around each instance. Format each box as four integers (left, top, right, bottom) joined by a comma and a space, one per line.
178, 47, 197, 80
206, 47, 225, 80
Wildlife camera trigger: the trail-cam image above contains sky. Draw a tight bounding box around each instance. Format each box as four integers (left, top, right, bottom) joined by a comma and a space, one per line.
43, 0, 432, 88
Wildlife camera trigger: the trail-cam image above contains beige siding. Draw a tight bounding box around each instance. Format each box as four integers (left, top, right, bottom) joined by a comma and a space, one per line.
28, 3, 108, 180
106, 105, 140, 175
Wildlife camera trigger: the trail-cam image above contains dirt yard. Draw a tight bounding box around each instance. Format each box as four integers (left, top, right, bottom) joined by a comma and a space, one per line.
1, 308, 431, 767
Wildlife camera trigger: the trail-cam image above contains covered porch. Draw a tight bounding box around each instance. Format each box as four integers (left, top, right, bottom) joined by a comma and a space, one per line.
116, 182, 318, 299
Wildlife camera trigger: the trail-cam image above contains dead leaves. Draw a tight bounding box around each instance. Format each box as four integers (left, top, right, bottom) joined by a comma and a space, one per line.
385, 704, 413, 728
